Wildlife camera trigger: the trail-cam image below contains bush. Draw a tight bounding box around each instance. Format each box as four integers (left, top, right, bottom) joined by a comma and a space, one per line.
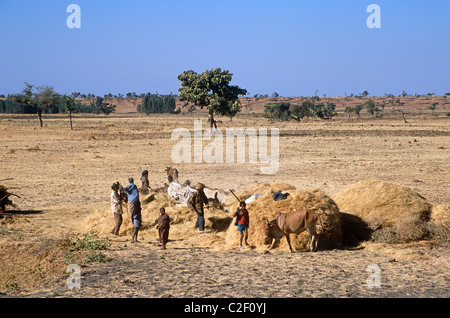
91, 97, 116, 115
66, 231, 111, 266
365, 99, 383, 118
312, 102, 337, 119
264, 99, 337, 121
290, 102, 312, 119
263, 102, 291, 121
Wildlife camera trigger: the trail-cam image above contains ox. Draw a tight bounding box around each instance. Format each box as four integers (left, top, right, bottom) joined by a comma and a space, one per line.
165, 167, 179, 183
264, 210, 319, 253
203, 187, 229, 210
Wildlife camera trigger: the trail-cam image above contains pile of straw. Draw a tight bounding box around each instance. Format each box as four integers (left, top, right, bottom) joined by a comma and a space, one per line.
332, 179, 434, 243
224, 183, 343, 251
332, 179, 431, 227
87, 182, 344, 252
87, 190, 231, 248
430, 205, 450, 227
87, 180, 446, 250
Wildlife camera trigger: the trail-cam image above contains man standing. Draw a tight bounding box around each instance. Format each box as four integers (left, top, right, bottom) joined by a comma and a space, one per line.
110, 183, 123, 236
157, 207, 170, 249
190, 183, 210, 232
122, 177, 142, 243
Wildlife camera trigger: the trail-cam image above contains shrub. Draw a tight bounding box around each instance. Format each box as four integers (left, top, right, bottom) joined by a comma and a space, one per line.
66, 231, 111, 266
263, 102, 291, 121
290, 103, 312, 119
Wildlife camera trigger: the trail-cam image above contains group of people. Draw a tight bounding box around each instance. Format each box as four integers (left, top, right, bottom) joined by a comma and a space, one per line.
110, 170, 250, 250
110, 170, 170, 249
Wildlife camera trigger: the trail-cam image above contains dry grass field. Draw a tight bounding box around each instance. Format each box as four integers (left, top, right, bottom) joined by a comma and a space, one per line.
0, 107, 449, 298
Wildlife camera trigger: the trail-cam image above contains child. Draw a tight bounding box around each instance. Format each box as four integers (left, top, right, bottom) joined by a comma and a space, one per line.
131, 209, 142, 243
233, 201, 249, 250
157, 207, 170, 249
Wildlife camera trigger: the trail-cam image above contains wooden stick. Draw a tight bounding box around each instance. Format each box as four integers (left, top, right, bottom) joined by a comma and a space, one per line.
229, 189, 241, 203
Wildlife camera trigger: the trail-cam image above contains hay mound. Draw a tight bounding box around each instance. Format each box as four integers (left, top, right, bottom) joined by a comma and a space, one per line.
88, 182, 343, 252
332, 179, 432, 243
226, 182, 296, 205
224, 183, 343, 252
430, 205, 450, 227
87, 190, 231, 248
429, 205, 450, 242
88, 192, 191, 234
332, 179, 431, 227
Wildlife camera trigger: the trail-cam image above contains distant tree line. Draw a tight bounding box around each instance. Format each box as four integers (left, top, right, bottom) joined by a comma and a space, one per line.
1, 83, 117, 129
1, 84, 116, 115
137, 93, 178, 114
344, 99, 385, 119
264, 98, 337, 121
0, 95, 115, 115
0, 83, 184, 128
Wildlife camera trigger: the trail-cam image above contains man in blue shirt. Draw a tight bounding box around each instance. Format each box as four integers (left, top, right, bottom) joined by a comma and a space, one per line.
122, 177, 142, 243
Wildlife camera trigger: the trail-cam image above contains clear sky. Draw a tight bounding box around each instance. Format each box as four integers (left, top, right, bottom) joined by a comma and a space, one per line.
0, 0, 449, 97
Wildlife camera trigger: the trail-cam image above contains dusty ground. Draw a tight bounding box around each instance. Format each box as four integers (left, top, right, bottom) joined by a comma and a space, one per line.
22, 242, 450, 298
0, 111, 449, 298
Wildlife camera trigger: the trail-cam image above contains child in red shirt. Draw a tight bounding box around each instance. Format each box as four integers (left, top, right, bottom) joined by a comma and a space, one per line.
233, 201, 249, 250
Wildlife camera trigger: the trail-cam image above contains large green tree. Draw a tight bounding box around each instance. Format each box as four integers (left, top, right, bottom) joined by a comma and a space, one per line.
177, 68, 247, 128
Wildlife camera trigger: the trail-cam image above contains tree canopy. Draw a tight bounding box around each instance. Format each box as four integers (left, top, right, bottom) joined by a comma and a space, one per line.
9, 83, 59, 127
177, 68, 247, 127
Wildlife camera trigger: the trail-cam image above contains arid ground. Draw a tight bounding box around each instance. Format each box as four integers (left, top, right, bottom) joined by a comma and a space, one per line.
0, 104, 449, 298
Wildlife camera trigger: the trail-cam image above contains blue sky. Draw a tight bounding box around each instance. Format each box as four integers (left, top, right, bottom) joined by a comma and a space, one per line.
1, 0, 449, 97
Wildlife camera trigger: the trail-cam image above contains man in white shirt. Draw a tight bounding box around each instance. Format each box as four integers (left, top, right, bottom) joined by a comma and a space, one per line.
110, 183, 123, 236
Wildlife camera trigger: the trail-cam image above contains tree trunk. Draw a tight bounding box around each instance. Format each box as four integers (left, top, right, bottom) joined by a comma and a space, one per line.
208, 109, 217, 130
391, 109, 408, 123
69, 110, 73, 130
37, 110, 43, 128
400, 111, 408, 123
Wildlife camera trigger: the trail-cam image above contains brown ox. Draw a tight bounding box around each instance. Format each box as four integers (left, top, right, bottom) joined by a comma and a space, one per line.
165, 167, 179, 182
264, 210, 319, 253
